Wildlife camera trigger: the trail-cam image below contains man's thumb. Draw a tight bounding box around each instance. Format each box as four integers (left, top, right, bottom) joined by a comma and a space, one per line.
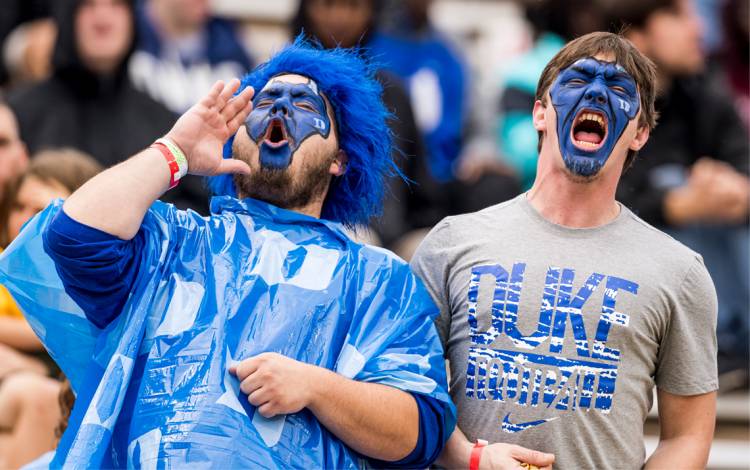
216, 158, 252, 176
510, 446, 555, 466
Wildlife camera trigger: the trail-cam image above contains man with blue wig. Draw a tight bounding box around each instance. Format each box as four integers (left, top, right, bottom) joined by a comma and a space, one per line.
0, 40, 455, 468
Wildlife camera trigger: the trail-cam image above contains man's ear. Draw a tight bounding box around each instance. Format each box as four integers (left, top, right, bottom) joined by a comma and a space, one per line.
330, 149, 348, 176
532, 100, 547, 132
629, 125, 650, 151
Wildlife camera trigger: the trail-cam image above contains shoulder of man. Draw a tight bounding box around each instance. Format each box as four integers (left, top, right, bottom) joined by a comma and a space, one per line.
620, 205, 706, 274
417, 197, 522, 249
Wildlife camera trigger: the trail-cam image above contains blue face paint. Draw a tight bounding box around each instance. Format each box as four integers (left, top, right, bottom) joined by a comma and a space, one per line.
246, 76, 332, 169
549, 57, 640, 177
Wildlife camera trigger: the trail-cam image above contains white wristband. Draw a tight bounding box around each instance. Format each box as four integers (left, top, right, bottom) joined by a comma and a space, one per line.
155, 137, 188, 180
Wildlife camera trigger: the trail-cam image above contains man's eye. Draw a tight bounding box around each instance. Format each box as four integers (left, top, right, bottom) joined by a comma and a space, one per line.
610, 86, 627, 93
295, 102, 316, 112
567, 79, 587, 86
256, 100, 273, 108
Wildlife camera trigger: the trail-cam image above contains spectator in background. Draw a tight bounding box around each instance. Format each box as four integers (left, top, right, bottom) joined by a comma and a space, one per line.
129, 0, 253, 114
0, 100, 28, 242
295, 0, 518, 258
292, 0, 426, 251
7, 0, 209, 213
0, 148, 101, 469
714, 0, 749, 133
0, 0, 53, 88
1, 148, 102, 376
373, 0, 519, 222
609, 0, 750, 383
372, 0, 466, 184
496, 0, 606, 190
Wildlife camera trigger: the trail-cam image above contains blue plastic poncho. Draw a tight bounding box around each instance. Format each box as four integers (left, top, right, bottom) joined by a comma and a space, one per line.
0, 197, 454, 469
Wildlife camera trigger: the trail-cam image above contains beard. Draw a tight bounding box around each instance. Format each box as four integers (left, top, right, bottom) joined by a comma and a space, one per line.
232, 134, 334, 211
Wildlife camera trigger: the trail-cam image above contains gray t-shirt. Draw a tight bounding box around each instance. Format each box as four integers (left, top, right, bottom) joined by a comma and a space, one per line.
411, 194, 718, 470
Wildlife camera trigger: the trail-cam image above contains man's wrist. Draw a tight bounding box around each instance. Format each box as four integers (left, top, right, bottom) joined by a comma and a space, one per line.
304, 364, 334, 411
469, 439, 488, 470
151, 137, 188, 189
437, 433, 474, 469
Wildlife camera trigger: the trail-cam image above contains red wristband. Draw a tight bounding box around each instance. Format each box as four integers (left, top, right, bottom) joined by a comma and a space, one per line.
150, 141, 181, 189
469, 439, 488, 470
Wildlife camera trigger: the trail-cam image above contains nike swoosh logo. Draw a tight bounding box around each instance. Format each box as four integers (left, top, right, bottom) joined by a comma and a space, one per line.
501, 413, 559, 433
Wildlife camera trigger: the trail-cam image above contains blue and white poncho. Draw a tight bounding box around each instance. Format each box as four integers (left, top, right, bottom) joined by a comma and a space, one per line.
0, 197, 455, 468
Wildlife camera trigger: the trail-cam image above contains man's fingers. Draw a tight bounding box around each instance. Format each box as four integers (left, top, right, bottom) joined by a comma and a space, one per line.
233, 357, 260, 379
200, 80, 225, 108
240, 376, 263, 396
237, 85, 254, 104
221, 88, 253, 123
510, 446, 555, 466
257, 402, 277, 418
216, 78, 241, 111
216, 158, 252, 176
247, 387, 271, 406
227, 102, 253, 134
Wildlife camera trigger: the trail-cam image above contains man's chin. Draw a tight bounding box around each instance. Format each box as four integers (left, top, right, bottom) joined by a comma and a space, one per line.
259, 144, 293, 170
233, 163, 329, 212
234, 169, 292, 207
562, 155, 605, 182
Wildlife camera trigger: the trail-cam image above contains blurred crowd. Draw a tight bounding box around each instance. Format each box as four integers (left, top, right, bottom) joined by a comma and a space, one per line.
0, 0, 746, 467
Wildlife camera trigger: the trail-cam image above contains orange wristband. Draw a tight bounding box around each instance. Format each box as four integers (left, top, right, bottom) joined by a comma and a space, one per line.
469, 439, 488, 470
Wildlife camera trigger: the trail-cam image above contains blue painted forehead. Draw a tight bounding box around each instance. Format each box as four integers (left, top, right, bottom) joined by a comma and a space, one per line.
260, 74, 321, 94
562, 57, 636, 83
258, 74, 335, 120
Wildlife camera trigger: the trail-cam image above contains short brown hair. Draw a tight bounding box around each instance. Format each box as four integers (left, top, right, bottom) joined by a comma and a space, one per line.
535, 31, 658, 170
24, 148, 103, 193
0, 148, 102, 247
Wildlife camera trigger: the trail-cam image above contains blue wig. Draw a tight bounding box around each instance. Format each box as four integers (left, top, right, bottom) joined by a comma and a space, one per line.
207, 37, 396, 228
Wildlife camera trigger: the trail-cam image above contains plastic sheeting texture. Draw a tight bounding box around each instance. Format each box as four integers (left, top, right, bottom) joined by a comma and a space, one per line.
0, 197, 455, 469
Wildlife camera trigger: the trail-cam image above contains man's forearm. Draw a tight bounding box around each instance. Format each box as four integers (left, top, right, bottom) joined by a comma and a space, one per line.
644, 435, 711, 469
63, 148, 171, 240
307, 366, 418, 462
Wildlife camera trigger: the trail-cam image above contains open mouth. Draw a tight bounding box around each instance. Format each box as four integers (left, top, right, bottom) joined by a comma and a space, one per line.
263, 118, 289, 148
570, 109, 608, 152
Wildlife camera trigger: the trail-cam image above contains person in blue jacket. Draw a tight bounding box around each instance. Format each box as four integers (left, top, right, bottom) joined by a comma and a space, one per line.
0, 39, 455, 468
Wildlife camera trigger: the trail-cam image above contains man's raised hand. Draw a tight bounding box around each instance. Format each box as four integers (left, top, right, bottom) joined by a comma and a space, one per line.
165, 78, 254, 177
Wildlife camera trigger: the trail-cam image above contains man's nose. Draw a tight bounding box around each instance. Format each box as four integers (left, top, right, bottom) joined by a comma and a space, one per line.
270, 98, 292, 117
584, 83, 608, 106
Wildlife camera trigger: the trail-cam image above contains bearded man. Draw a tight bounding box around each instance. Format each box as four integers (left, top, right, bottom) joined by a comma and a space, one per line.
0, 41, 454, 468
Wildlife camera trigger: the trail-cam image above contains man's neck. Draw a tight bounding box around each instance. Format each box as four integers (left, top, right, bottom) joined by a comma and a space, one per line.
527, 155, 621, 229
237, 193, 325, 220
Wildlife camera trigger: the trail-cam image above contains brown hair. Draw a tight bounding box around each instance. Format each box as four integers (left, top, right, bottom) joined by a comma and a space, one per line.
56, 377, 75, 440
535, 31, 658, 170
24, 148, 103, 194
0, 148, 102, 247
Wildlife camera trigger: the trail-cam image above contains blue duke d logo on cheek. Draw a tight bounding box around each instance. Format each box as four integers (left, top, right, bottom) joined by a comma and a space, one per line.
246, 76, 331, 169
549, 58, 640, 177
